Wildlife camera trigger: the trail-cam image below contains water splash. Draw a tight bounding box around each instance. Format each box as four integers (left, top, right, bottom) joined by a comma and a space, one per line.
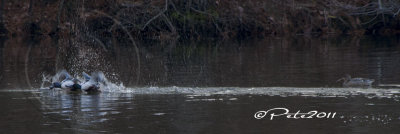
40, 74, 52, 89
40, 70, 126, 92
100, 77, 126, 92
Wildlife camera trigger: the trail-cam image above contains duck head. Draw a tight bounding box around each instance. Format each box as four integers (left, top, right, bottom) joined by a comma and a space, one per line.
49, 82, 61, 89
81, 71, 105, 92
337, 74, 351, 83
71, 78, 82, 91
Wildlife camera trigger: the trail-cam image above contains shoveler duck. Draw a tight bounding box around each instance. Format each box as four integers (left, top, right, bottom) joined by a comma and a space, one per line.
337, 74, 374, 87
81, 71, 105, 93
49, 70, 81, 92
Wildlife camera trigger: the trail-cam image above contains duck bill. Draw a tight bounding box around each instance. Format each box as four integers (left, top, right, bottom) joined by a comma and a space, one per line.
336, 78, 344, 82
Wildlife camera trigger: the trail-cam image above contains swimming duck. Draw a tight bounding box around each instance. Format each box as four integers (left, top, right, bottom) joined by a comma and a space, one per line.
49, 70, 81, 91
80, 71, 105, 93
337, 74, 374, 87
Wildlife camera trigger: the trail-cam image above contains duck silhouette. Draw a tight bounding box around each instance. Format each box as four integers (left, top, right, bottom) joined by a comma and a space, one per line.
49, 70, 81, 91
337, 74, 374, 87
81, 71, 105, 93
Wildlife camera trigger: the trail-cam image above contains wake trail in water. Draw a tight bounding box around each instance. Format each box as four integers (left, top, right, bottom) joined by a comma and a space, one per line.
39, 71, 400, 99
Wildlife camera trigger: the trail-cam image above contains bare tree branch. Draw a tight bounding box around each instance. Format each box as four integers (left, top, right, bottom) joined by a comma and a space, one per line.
142, 0, 168, 30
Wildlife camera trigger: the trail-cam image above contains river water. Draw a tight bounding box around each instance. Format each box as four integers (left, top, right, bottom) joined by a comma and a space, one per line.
1, 36, 400, 133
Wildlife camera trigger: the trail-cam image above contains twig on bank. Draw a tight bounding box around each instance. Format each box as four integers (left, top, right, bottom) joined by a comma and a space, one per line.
161, 13, 176, 33
190, 7, 221, 33
142, 0, 168, 30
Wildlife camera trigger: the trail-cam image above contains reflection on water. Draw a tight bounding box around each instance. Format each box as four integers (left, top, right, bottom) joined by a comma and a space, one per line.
1, 36, 400, 133
39, 91, 131, 133
1, 36, 400, 88
2, 90, 400, 133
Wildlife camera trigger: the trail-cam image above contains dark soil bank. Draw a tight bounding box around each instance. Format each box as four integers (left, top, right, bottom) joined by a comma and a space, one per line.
2, 0, 400, 40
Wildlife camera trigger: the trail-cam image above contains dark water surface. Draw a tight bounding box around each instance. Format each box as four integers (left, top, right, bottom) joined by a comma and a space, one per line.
1, 36, 400, 133
2, 90, 400, 134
